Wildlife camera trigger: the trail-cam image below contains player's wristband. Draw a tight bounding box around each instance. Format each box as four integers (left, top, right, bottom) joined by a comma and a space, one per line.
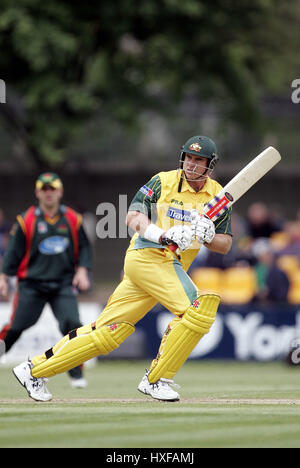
143, 224, 165, 244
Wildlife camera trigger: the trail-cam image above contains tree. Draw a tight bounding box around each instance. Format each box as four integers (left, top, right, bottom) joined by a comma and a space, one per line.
0, 0, 299, 168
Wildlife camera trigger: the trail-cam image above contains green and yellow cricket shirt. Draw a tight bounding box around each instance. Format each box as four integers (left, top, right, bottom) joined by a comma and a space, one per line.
128, 170, 232, 272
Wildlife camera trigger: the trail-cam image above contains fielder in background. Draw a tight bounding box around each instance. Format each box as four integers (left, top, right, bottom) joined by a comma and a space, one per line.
0, 173, 92, 389
13, 137, 232, 402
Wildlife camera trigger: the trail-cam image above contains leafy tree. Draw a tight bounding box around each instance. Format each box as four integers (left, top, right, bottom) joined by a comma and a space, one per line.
0, 0, 299, 168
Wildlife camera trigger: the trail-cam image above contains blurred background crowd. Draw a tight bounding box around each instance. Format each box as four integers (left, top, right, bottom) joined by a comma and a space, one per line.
189, 202, 300, 305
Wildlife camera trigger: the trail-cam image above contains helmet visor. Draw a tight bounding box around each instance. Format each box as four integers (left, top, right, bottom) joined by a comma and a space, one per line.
179, 155, 214, 182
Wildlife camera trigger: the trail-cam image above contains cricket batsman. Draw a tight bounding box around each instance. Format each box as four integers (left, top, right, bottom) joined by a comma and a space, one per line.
12, 136, 232, 402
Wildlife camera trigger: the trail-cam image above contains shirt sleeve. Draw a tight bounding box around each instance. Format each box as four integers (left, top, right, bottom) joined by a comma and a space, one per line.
214, 208, 233, 236
128, 175, 162, 219
1, 219, 26, 276
78, 224, 93, 270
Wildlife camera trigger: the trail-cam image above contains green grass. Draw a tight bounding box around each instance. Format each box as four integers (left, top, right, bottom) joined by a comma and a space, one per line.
1, 360, 300, 448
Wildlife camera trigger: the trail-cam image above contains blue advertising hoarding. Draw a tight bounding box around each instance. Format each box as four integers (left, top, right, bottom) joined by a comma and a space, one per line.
136, 304, 300, 361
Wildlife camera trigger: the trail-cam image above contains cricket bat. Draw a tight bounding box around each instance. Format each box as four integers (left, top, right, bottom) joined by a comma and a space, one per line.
169, 146, 281, 251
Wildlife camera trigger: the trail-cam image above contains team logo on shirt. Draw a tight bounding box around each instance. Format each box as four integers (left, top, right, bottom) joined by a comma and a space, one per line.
37, 221, 48, 234
38, 236, 69, 255
139, 185, 153, 197
57, 223, 68, 234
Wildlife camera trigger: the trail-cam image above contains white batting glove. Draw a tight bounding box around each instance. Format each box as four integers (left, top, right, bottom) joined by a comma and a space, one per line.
161, 225, 194, 251
190, 209, 201, 223
190, 210, 215, 244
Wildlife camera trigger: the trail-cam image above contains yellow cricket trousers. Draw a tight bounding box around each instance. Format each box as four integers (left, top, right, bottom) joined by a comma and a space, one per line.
96, 247, 199, 328
31, 247, 200, 376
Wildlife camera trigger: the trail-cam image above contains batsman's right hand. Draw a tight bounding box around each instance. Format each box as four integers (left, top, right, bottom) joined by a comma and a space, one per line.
190, 209, 215, 244
161, 225, 194, 252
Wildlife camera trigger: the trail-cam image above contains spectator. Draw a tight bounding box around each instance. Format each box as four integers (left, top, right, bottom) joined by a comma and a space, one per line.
189, 246, 236, 271
246, 202, 282, 239
252, 238, 290, 304
278, 221, 300, 259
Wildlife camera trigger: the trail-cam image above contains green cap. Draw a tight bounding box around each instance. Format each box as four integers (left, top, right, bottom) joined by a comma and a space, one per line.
182, 136, 217, 160
36, 172, 63, 190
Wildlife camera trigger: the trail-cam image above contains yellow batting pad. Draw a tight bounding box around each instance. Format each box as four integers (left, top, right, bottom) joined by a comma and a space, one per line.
148, 294, 220, 383
181, 294, 220, 335
31, 322, 135, 378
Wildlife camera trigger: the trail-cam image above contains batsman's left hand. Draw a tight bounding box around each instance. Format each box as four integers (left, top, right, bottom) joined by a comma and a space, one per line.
161, 225, 194, 252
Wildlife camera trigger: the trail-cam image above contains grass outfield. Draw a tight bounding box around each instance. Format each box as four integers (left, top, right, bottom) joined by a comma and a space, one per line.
1, 360, 300, 448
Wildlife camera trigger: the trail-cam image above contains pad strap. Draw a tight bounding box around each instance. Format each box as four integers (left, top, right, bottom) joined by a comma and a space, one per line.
32, 322, 135, 378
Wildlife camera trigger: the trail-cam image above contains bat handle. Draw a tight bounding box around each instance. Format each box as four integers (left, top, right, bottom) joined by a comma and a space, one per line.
160, 234, 178, 253
166, 212, 212, 252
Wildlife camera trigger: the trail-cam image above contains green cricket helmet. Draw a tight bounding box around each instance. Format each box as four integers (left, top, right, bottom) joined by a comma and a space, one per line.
178, 135, 219, 192
180, 135, 219, 171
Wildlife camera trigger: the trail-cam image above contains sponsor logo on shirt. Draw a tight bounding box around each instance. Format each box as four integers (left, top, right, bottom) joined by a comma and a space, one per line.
171, 199, 184, 206
38, 236, 70, 255
166, 207, 191, 222
139, 185, 153, 197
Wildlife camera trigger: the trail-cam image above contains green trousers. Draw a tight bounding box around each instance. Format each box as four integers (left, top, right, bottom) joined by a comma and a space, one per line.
0, 280, 83, 379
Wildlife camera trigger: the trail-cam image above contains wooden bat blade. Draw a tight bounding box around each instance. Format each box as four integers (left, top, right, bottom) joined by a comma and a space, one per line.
204, 146, 281, 221
168, 146, 281, 252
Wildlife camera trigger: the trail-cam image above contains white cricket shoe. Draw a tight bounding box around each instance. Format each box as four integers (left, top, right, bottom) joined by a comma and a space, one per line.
13, 360, 52, 402
138, 371, 180, 402
69, 377, 87, 389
